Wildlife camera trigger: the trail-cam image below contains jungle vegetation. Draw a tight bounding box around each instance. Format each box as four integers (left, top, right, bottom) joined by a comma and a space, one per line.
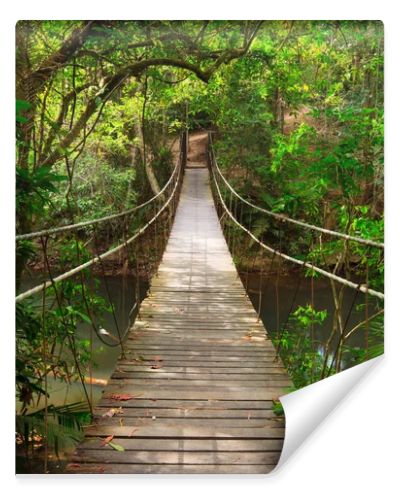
15, 20, 383, 471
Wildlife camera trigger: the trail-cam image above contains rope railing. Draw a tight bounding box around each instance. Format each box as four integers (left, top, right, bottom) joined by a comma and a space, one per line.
16, 128, 187, 473
208, 136, 384, 301
209, 134, 384, 250
16, 134, 186, 302
16, 145, 182, 242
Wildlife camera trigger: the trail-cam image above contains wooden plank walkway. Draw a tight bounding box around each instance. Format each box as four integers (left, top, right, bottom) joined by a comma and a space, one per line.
68, 144, 291, 474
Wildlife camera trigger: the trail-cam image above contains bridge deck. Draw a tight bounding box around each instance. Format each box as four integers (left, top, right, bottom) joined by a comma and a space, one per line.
68, 164, 291, 474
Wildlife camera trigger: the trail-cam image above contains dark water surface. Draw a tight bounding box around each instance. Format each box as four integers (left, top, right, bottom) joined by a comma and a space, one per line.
21, 270, 375, 410
245, 272, 369, 346
20, 274, 148, 410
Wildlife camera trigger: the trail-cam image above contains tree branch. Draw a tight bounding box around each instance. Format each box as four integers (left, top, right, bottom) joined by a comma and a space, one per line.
38, 26, 263, 168
39, 83, 93, 165
28, 21, 98, 96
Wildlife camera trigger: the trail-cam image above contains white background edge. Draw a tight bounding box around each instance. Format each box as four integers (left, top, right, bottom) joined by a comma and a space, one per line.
1, 1, 398, 498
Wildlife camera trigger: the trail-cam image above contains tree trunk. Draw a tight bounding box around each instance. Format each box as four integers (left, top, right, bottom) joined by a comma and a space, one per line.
133, 117, 161, 196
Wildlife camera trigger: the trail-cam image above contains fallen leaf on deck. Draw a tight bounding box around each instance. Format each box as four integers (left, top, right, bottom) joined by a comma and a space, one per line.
107, 393, 143, 401
129, 428, 138, 436
100, 435, 114, 447
84, 376, 108, 386
132, 355, 145, 363
108, 441, 125, 452
150, 356, 163, 369
102, 407, 123, 418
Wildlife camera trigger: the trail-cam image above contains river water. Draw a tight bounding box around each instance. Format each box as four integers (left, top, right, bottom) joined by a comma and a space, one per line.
20, 270, 374, 411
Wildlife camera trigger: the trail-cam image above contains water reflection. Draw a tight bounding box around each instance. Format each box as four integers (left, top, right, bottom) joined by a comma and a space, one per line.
243, 271, 377, 369
20, 274, 148, 410
20, 270, 377, 408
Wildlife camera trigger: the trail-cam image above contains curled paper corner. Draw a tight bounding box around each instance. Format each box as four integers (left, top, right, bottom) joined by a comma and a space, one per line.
275, 355, 383, 470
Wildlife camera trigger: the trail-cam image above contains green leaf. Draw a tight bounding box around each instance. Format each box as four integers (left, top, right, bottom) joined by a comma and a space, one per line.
16, 99, 32, 124
108, 441, 125, 452
76, 311, 92, 324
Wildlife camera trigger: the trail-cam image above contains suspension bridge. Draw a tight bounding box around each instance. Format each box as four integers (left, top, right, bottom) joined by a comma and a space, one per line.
16, 131, 384, 474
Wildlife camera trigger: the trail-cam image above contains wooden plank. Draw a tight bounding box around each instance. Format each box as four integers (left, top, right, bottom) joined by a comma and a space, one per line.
106, 379, 290, 388
123, 339, 276, 348
139, 309, 258, 315
96, 399, 276, 410
83, 424, 285, 439
66, 463, 275, 474
122, 345, 278, 354
93, 408, 277, 419
91, 417, 284, 428
123, 347, 277, 356
115, 361, 285, 368
71, 450, 281, 465
77, 438, 284, 452
131, 326, 267, 333
118, 354, 279, 361
100, 388, 287, 400
142, 302, 255, 308
111, 372, 290, 381
113, 366, 288, 375
130, 330, 270, 338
